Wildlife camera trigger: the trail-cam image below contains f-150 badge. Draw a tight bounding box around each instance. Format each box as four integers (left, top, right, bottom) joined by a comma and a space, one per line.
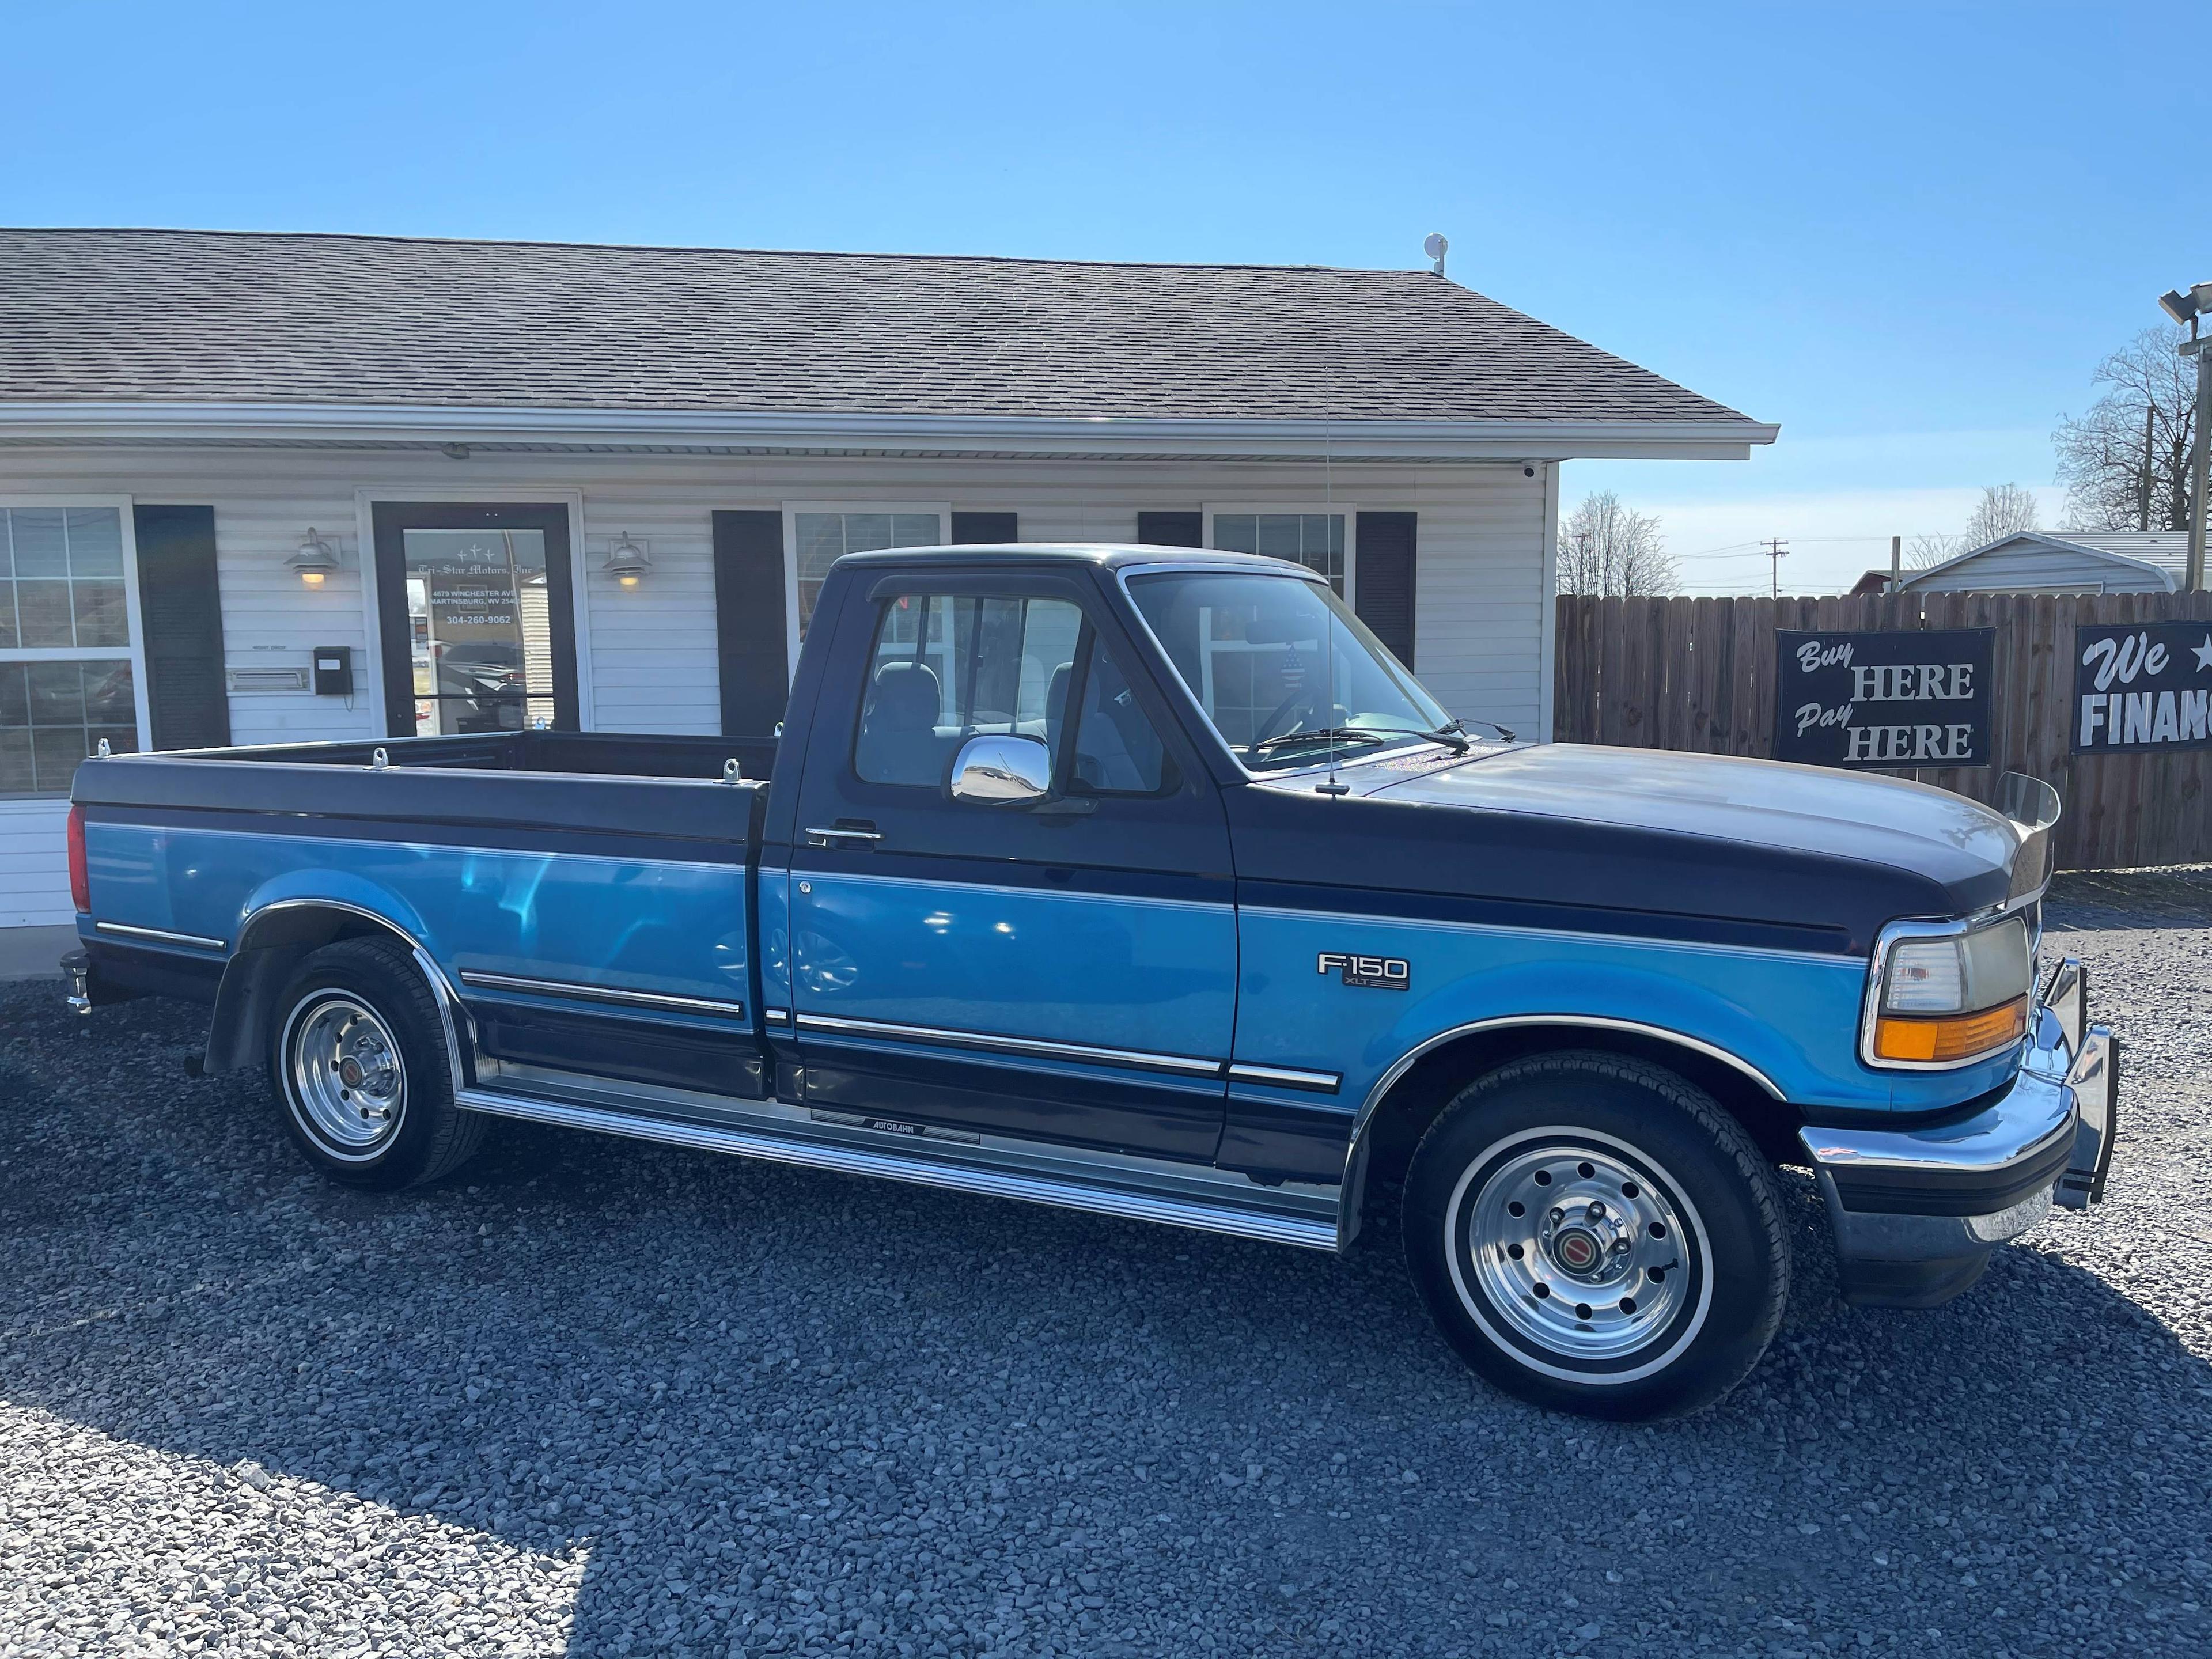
1317, 952, 1410, 990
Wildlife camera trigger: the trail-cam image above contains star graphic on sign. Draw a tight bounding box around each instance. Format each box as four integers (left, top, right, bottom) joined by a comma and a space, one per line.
2194, 634, 2212, 672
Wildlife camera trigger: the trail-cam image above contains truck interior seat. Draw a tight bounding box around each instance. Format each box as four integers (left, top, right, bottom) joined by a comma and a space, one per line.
857, 659, 948, 786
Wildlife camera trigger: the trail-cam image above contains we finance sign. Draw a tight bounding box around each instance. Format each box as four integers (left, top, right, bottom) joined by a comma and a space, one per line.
1774, 629, 1994, 769
2074, 622, 2212, 753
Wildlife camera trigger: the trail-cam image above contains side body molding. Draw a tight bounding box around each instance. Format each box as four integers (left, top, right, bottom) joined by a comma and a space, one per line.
1333, 1014, 1787, 1249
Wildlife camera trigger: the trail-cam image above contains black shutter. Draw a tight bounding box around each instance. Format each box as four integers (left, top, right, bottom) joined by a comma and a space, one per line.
950, 512, 1018, 545
713, 510, 791, 737
1135, 512, 1204, 549
1355, 511, 1417, 669
131, 505, 230, 751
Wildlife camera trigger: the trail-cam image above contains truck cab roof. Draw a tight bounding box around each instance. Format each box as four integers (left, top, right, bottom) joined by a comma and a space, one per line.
830, 543, 1325, 578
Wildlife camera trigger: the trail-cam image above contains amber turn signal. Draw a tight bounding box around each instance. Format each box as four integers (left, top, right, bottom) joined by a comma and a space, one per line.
1873, 995, 2028, 1063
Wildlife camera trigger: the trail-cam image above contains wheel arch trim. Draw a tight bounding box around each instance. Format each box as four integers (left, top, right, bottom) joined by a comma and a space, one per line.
1335, 1016, 1785, 1249
210, 897, 471, 1085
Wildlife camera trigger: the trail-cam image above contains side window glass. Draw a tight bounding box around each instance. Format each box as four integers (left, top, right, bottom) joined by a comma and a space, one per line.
854, 593, 1082, 787
1069, 643, 1171, 796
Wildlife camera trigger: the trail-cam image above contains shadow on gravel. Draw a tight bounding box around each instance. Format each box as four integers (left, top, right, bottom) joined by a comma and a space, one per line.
2048, 864, 2212, 931
5, 982, 2211, 1656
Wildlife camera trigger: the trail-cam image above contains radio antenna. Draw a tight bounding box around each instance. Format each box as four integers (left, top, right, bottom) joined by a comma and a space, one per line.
1320, 419, 1349, 797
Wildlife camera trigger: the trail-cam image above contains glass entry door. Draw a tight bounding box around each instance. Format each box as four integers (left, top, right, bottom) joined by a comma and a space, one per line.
371, 502, 580, 737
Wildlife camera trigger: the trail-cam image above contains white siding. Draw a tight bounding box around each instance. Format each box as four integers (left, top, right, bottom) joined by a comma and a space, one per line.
0, 800, 70, 927
1906, 543, 2172, 594
0, 446, 1551, 919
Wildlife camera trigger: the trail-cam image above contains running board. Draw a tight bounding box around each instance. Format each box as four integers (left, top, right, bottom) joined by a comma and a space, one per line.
454, 1086, 1340, 1252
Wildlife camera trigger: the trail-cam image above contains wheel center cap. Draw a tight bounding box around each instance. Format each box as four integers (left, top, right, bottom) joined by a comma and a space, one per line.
338, 1056, 366, 1088
1553, 1228, 1601, 1272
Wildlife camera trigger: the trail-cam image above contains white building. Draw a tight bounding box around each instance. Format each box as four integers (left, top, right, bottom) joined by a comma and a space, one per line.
0, 229, 1773, 935
1898, 530, 2191, 594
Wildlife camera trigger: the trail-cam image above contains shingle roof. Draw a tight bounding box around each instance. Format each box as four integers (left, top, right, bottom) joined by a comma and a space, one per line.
0, 228, 1758, 426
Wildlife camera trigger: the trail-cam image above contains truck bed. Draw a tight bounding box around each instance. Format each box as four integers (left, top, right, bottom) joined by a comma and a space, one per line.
71, 731, 776, 1097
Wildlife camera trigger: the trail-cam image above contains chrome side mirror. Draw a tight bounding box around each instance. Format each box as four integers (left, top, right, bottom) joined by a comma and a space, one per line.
949, 734, 1052, 805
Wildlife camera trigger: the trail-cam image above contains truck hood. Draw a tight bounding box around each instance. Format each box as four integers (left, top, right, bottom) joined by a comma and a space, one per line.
1363, 743, 2022, 892
1230, 742, 2030, 959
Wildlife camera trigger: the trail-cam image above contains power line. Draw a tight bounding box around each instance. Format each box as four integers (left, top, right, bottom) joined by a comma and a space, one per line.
1760, 538, 1790, 599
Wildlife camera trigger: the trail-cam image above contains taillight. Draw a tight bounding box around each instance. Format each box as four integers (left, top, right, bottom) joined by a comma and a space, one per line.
66, 804, 89, 914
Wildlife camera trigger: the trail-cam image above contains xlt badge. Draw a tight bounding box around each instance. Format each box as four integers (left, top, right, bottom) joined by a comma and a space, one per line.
1317, 952, 1410, 991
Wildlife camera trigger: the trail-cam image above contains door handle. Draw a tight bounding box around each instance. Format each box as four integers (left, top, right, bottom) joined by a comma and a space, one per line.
804, 823, 882, 847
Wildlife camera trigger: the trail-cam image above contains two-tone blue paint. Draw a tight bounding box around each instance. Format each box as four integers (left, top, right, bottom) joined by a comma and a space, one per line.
1230, 904, 2020, 1118
81, 817, 753, 1028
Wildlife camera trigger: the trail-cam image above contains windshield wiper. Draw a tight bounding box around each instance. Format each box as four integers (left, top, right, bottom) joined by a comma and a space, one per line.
1248, 725, 1469, 758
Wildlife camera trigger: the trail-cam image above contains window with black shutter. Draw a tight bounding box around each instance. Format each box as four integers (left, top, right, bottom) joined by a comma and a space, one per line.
713, 510, 790, 737
1354, 511, 1418, 669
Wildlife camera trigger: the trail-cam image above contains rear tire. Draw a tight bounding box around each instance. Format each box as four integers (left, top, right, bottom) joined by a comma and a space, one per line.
1402, 1050, 1787, 1421
268, 937, 484, 1190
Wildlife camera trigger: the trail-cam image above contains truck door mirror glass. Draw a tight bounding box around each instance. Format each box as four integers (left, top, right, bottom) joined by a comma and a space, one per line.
949, 734, 1053, 805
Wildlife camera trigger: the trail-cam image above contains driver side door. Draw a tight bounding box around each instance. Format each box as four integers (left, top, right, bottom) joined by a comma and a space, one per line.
787, 570, 1236, 1162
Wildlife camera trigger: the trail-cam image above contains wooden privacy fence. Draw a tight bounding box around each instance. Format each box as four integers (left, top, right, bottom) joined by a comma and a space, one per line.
1553, 590, 2212, 871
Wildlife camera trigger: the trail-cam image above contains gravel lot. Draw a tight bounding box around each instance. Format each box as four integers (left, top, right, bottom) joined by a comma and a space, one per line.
4, 872, 2210, 1658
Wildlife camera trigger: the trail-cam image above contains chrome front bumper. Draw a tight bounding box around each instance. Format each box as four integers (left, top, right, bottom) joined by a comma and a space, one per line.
1798, 957, 2117, 1308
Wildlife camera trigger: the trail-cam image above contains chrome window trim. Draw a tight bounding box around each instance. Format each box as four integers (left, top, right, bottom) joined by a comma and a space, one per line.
793, 1010, 1224, 1078
93, 920, 227, 951
457, 969, 745, 1020
1858, 908, 2037, 1073
1226, 1062, 1343, 1093
1336, 1014, 1785, 1251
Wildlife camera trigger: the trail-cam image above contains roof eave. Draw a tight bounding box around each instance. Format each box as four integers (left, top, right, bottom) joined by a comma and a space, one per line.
0, 401, 1779, 463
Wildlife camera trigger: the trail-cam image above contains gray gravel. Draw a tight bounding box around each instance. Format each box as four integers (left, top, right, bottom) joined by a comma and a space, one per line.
3, 870, 2210, 1658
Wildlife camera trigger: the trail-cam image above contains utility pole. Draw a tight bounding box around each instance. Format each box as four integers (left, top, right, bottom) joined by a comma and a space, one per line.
2139, 403, 2156, 533
2187, 329, 2212, 592
1762, 537, 1789, 600
2158, 283, 2212, 591
1889, 535, 1902, 593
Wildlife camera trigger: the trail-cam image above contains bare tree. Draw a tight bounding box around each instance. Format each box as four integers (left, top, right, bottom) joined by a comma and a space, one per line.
2053, 325, 2197, 532
1963, 482, 2041, 547
1556, 491, 1678, 596
1905, 532, 1964, 570
1903, 485, 2042, 569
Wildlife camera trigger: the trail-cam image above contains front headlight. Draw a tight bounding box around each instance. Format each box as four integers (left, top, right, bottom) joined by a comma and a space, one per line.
1864, 915, 2033, 1067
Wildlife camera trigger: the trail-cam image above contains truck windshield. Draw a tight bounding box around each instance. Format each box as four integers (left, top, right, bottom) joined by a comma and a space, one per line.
1126, 570, 1457, 771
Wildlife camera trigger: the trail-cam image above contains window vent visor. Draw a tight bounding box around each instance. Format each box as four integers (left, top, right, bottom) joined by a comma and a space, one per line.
1872, 995, 2028, 1065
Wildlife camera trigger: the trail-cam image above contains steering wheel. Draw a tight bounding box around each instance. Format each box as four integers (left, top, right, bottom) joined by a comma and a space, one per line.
1246, 687, 1322, 754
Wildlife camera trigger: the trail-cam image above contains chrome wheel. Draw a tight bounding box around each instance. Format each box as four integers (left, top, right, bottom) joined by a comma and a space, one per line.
1445, 1128, 1711, 1381
284, 993, 407, 1159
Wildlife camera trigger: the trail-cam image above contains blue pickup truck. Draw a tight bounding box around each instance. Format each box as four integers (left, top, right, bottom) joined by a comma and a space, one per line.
61, 545, 2116, 1418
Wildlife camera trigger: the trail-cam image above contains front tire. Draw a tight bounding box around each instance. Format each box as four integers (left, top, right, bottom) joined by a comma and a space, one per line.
269, 937, 484, 1190
1403, 1051, 1788, 1420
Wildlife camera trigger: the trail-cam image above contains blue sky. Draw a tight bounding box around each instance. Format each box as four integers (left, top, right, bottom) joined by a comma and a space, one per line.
6, 1, 2204, 592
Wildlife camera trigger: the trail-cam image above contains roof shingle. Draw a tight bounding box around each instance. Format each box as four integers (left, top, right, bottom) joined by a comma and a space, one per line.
0, 228, 1756, 426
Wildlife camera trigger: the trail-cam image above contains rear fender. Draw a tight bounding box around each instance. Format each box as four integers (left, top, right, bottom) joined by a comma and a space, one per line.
204, 882, 466, 1080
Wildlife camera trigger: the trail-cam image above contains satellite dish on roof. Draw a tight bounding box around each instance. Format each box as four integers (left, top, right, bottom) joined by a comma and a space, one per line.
1423, 232, 1448, 276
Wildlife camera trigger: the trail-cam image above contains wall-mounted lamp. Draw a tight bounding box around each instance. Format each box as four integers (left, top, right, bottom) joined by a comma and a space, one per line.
286, 527, 340, 588
604, 531, 652, 588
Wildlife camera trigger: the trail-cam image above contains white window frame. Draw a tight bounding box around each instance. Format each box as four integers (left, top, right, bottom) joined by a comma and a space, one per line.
781, 502, 950, 679
1203, 503, 1359, 608
0, 494, 153, 798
